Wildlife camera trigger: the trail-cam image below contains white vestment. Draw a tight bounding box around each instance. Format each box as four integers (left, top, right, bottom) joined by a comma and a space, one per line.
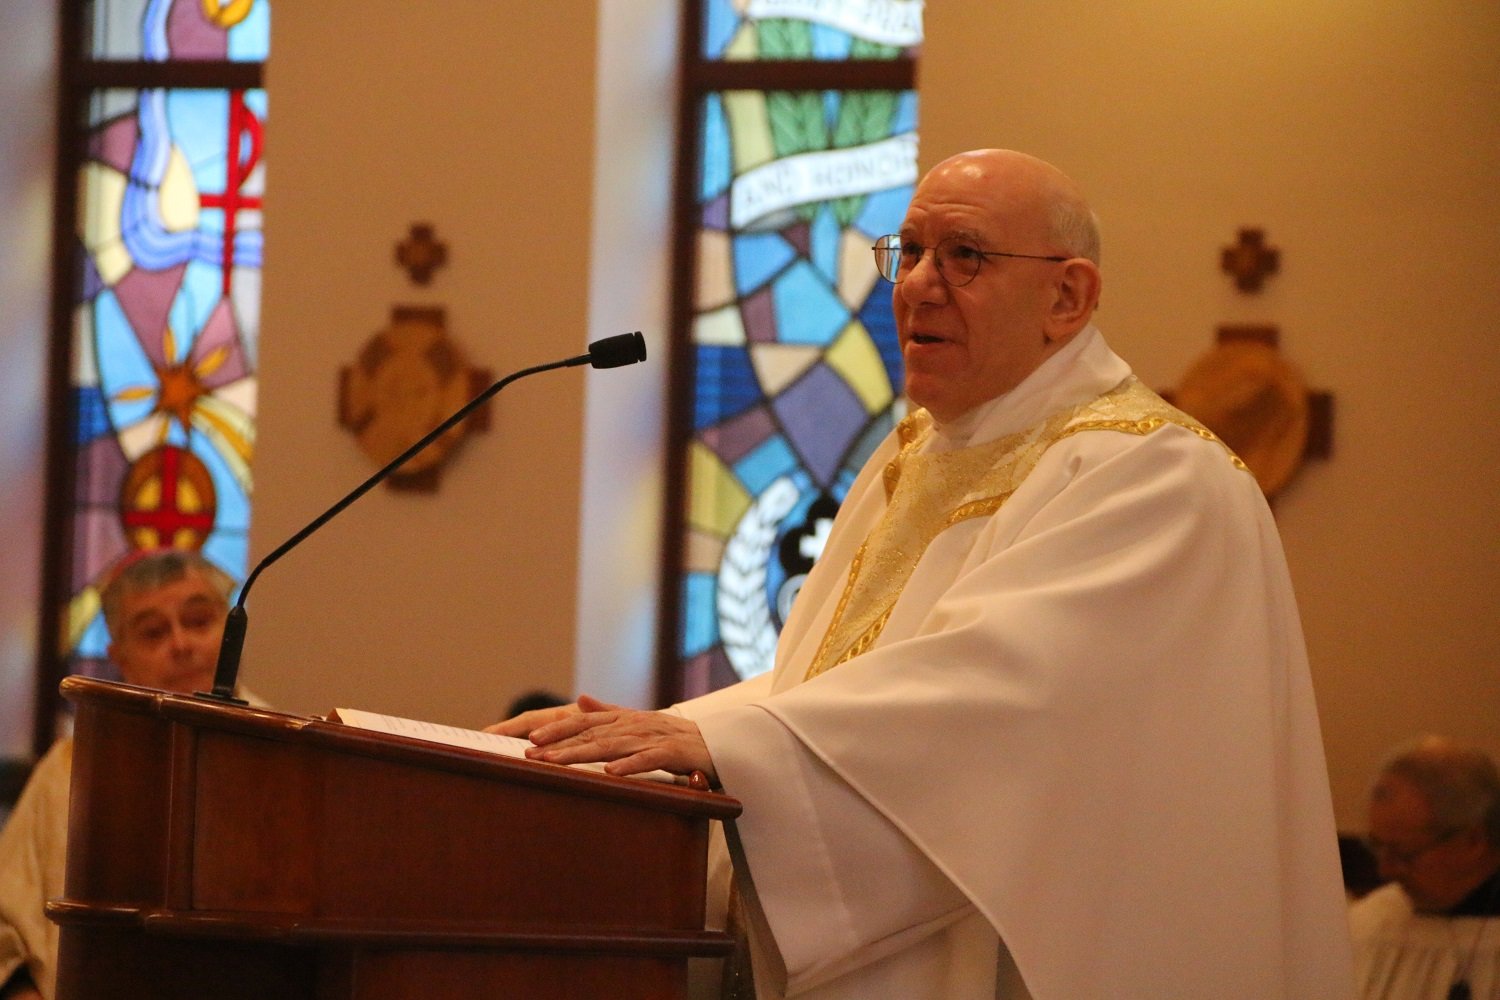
1349, 883, 1500, 1000
676, 327, 1354, 999
0, 739, 71, 1000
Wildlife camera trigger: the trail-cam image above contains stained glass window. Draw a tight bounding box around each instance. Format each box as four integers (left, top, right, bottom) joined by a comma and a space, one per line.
664, 1, 920, 701
41, 1, 269, 722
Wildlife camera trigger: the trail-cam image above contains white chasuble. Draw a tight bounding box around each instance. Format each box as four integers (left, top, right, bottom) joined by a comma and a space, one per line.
678, 327, 1355, 999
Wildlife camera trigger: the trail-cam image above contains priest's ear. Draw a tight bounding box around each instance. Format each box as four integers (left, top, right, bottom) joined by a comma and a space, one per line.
1044, 258, 1102, 342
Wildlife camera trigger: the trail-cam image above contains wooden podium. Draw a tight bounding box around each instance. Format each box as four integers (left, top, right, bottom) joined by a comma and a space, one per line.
49, 677, 741, 999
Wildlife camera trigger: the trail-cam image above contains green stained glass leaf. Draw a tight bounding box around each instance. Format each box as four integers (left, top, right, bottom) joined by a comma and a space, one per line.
831, 193, 860, 228
830, 90, 899, 225
756, 19, 813, 60
832, 90, 898, 149
767, 90, 827, 159
849, 37, 901, 61
767, 88, 827, 223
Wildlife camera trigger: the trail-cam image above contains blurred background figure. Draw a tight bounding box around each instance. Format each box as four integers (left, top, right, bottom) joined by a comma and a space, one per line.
1350, 735, 1500, 1000
503, 689, 569, 720
0, 549, 244, 1000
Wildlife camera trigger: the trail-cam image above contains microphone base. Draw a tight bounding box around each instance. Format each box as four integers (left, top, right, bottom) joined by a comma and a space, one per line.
193, 689, 249, 706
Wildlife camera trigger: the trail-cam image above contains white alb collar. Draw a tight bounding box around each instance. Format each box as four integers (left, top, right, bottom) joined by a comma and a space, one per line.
927, 325, 1129, 452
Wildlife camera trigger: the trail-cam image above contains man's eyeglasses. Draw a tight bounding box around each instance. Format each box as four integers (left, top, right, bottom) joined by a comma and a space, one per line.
872, 234, 1069, 288
1363, 827, 1461, 867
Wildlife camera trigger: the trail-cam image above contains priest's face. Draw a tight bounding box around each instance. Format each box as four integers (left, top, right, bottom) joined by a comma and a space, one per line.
1366, 773, 1488, 912
892, 150, 1085, 423
107, 568, 229, 695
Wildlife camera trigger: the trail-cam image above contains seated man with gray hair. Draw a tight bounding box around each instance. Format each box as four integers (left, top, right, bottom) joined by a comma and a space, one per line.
1351, 735, 1500, 1000
0, 549, 251, 1000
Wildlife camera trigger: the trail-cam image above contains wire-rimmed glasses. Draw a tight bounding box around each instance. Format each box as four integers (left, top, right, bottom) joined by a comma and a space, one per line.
1363, 827, 1463, 868
872, 234, 1068, 287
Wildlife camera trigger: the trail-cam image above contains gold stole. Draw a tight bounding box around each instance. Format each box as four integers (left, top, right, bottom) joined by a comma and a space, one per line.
803, 376, 1242, 681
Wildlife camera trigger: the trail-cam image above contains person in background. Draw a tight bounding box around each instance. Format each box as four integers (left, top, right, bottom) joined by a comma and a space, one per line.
0, 549, 243, 1000
1351, 735, 1500, 1000
494, 149, 1353, 998
504, 689, 569, 719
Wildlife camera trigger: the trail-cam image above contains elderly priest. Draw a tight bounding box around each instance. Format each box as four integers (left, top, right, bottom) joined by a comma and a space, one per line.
494, 149, 1355, 999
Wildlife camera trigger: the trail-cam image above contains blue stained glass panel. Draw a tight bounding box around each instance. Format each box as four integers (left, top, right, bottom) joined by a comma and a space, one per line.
892, 91, 918, 133
694, 346, 762, 429
703, 0, 741, 61
810, 24, 852, 60
809, 206, 842, 283
771, 261, 848, 346
75, 388, 112, 444
855, 183, 914, 235
701, 95, 731, 201
77, 615, 112, 660
681, 573, 721, 658
734, 435, 801, 497
858, 282, 904, 391
733, 232, 797, 295
225, 1, 271, 60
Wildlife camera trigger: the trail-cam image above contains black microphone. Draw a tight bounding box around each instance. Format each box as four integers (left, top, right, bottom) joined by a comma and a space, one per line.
198, 331, 648, 704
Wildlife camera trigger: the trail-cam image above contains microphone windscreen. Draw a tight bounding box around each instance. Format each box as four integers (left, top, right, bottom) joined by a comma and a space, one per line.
588, 331, 647, 369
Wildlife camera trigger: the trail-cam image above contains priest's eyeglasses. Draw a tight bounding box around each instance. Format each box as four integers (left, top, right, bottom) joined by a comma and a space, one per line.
1363, 827, 1461, 867
872, 234, 1069, 288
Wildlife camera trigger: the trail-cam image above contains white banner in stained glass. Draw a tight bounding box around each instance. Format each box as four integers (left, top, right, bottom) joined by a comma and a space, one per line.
731, 132, 917, 230
745, 0, 924, 46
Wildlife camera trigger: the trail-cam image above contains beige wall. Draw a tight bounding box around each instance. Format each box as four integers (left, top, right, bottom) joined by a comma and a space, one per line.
921, 2, 1500, 828
249, 5, 605, 725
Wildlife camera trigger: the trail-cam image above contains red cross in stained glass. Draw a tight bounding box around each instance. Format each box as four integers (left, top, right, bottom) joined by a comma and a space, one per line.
121, 447, 215, 549
198, 90, 264, 297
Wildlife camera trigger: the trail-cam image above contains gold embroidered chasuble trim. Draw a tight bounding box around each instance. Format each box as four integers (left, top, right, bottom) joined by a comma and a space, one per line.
803, 377, 1244, 681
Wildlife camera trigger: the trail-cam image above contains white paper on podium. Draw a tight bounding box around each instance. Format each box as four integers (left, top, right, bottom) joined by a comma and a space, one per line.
329, 706, 680, 784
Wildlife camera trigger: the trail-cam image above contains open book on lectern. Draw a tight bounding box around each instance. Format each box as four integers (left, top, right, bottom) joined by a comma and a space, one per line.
328, 706, 680, 784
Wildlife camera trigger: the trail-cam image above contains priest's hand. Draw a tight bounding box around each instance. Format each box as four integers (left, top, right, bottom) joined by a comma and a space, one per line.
523, 694, 718, 784
484, 701, 583, 738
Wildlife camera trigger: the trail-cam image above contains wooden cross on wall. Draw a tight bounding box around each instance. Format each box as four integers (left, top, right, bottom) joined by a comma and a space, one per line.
1165, 324, 1334, 500
1210, 324, 1330, 454
396, 222, 449, 285
1221, 228, 1279, 292
1164, 228, 1335, 499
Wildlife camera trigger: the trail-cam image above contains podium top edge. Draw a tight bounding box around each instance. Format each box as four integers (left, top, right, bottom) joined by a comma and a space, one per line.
60, 677, 742, 820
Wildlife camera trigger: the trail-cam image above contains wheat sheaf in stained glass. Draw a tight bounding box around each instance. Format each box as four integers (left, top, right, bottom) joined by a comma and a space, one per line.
64, 0, 268, 678
679, 5, 918, 691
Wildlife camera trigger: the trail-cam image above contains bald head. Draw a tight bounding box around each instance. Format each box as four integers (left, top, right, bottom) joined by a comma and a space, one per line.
925, 150, 1101, 264
892, 148, 1104, 422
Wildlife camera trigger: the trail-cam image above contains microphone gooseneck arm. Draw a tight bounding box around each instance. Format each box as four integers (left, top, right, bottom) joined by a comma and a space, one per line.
201, 331, 647, 703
